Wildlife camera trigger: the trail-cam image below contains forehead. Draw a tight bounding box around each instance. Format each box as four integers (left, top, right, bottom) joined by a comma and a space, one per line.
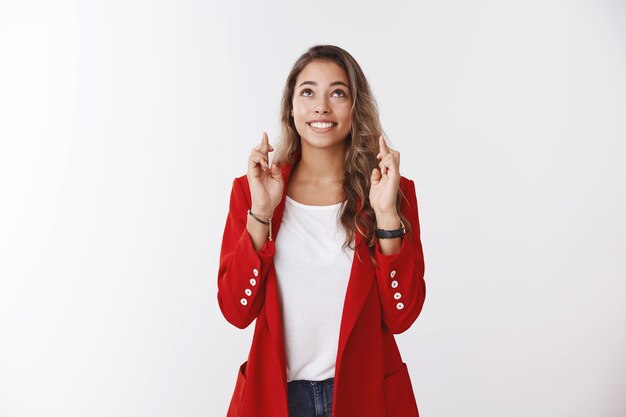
296, 60, 349, 85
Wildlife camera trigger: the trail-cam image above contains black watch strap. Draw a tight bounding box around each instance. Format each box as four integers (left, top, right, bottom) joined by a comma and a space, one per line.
375, 220, 405, 239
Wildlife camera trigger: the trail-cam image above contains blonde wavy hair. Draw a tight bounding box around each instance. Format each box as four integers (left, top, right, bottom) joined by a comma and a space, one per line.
271, 44, 412, 265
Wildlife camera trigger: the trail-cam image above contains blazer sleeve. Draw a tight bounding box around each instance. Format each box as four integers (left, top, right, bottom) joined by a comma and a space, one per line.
373, 178, 426, 334
217, 177, 276, 329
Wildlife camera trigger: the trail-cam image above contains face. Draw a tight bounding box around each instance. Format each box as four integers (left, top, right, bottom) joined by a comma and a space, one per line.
291, 60, 352, 150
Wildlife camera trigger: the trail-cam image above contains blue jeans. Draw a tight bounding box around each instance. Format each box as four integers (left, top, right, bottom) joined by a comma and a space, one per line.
287, 377, 334, 417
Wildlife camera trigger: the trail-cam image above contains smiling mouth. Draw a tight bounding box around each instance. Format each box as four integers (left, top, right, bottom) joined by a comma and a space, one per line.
308, 122, 338, 131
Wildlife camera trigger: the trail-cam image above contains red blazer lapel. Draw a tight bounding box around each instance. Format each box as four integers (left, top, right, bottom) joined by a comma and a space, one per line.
335, 218, 374, 375
262, 157, 294, 387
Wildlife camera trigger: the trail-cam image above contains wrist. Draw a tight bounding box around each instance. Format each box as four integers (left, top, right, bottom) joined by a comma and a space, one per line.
375, 213, 401, 230
250, 206, 273, 219
247, 207, 274, 242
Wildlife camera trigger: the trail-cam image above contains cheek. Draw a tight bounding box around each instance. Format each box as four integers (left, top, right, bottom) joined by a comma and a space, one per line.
295, 113, 306, 125
340, 112, 352, 127
338, 104, 351, 119
294, 114, 307, 131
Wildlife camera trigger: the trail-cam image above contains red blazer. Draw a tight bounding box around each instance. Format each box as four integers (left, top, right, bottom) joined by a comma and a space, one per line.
217, 155, 426, 417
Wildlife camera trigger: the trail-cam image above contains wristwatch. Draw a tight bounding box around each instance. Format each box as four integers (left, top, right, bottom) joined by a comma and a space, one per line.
375, 220, 405, 239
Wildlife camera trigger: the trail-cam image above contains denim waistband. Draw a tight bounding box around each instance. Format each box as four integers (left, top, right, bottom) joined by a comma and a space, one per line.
287, 377, 334, 417
288, 376, 334, 385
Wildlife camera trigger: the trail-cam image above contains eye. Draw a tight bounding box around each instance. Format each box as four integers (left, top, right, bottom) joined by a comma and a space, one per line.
300, 88, 348, 97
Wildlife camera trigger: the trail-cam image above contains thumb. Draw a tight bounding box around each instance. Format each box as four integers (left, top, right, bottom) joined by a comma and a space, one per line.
371, 167, 381, 185
270, 163, 282, 180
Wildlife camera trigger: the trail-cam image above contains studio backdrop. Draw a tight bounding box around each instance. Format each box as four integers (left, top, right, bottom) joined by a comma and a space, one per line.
0, 1, 624, 416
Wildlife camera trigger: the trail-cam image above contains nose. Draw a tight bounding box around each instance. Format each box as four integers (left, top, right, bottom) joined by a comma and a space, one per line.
314, 97, 330, 114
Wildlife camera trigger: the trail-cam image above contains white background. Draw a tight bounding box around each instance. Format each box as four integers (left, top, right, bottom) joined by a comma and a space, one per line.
1, 0, 625, 416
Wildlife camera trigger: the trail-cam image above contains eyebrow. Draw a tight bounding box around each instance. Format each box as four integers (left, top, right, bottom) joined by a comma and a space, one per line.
297, 81, 350, 89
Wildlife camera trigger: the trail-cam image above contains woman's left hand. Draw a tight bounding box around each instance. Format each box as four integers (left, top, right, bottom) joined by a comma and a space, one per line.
369, 134, 401, 217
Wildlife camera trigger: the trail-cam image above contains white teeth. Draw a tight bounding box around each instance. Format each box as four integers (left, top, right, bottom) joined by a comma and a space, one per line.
310, 122, 336, 129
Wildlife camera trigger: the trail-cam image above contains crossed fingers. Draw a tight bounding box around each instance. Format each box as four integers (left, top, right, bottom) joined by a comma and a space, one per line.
376, 135, 400, 176
251, 132, 274, 171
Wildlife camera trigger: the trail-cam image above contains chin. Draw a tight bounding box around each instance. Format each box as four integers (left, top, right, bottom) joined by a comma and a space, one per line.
302, 137, 347, 149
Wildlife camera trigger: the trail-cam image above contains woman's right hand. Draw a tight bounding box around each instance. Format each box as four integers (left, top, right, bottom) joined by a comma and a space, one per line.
247, 132, 284, 217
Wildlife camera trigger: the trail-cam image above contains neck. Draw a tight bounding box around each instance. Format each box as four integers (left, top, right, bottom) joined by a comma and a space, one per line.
293, 141, 346, 184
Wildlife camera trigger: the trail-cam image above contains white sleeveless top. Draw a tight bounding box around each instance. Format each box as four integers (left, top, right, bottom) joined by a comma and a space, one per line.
274, 195, 355, 382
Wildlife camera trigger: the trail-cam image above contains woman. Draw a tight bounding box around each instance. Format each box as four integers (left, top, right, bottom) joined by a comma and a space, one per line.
217, 44, 426, 417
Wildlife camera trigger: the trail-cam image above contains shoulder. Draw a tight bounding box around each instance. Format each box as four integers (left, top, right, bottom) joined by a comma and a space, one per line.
226, 174, 252, 208
399, 175, 413, 187
398, 175, 418, 210
399, 175, 415, 194
234, 173, 249, 188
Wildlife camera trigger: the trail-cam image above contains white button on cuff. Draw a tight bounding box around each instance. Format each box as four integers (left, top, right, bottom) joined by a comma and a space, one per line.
240, 298, 248, 306
391, 280, 399, 289
390, 270, 397, 278
394, 292, 402, 300
253, 268, 259, 277
396, 302, 404, 310
250, 278, 257, 286
245, 288, 252, 296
